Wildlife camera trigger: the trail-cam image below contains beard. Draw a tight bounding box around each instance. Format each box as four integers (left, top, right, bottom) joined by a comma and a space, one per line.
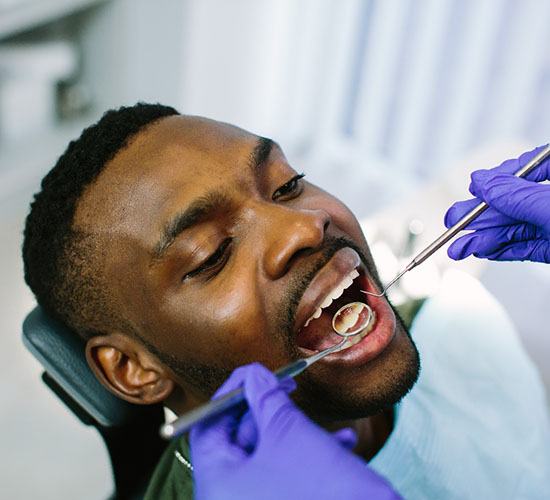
155, 235, 420, 421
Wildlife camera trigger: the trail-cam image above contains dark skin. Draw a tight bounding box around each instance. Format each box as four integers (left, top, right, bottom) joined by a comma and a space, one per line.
79, 115, 418, 460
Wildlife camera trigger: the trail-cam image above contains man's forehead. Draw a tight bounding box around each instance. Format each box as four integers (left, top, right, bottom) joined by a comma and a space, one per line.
128, 115, 258, 163
73, 115, 262, 233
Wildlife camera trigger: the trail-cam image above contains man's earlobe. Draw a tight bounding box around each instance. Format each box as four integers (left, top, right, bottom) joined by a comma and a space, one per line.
85, 334, 175, 405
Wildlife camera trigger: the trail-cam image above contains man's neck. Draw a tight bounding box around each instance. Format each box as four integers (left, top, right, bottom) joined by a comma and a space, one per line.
324, 407, 395, 461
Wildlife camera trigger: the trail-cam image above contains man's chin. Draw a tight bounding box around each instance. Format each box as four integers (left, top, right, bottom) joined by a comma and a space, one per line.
292, 321, 420, 424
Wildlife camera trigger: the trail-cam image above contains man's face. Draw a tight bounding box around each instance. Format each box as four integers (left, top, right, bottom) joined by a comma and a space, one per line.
77, 115, 419, 421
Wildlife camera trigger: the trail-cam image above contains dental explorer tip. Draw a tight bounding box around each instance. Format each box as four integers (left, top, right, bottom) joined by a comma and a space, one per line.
360, 289, 385, 297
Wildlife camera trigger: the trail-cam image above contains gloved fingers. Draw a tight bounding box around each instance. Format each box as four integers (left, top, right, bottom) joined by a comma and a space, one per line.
209, 363, 292, 449
448, 232, 489, 260
192, 364, 252, 452
234, 411, 257, 453
468, 173, 550, 229
241, 364, 302, 438
278, 375, 298, 394
467, 145, 550, 189
201, 363, 298, 454
192, 363, 298, 459
331, 427, 358, 450
212, 364, 258, 398
480, 239, 550, 263
235, 367, 304, 452
448, 225, 545, 261
190, 409, 248, 466
190, 365, 256, 462
516, 145, 550, 182
447, 227, 510, 260
444, 198, 478, 227
444, 198, 517, 229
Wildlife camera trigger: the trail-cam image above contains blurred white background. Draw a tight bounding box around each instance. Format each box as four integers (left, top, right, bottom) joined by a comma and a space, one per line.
1, 0, 549, 498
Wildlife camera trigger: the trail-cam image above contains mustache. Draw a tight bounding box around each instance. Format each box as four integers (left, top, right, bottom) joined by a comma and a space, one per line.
278, 235, 379, 352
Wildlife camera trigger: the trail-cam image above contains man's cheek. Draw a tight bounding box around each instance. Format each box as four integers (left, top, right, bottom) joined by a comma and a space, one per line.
188, 304, 267, 359
188, 317, 288, 370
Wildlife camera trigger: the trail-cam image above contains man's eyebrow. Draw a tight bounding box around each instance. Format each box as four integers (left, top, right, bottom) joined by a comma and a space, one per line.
152, 138, 274, 261
248, 137, 275, 170
153, 191, 231, 260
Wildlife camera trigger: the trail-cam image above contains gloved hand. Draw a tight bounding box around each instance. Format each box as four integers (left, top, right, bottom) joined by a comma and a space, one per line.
445, 145, 550, 263
190, 363, 401, 500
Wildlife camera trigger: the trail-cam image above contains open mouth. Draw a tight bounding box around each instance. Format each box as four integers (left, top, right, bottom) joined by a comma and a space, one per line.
295, 267, 377, 353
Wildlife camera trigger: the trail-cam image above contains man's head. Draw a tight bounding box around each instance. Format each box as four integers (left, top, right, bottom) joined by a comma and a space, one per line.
23, 103, 419, 423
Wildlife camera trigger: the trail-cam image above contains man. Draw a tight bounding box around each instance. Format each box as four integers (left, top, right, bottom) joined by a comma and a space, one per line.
22, 104, 550, 498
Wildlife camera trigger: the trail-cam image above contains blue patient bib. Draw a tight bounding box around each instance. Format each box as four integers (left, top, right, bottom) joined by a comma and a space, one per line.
370, 270, 550, 499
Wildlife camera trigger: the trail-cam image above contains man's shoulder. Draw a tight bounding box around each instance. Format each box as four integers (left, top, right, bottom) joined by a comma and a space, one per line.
144, 437, 194, 500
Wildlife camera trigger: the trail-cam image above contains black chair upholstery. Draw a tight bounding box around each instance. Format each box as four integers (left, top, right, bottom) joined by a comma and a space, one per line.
22, 306, 168, 500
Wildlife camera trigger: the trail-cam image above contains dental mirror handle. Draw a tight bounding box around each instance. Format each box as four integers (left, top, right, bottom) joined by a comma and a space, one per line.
159, 339, 346, 440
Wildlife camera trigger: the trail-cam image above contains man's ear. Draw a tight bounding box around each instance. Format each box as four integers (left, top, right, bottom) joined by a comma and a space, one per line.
85, 333, 175, 405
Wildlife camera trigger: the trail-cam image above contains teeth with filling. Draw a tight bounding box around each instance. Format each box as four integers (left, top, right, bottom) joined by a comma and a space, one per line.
303, 269, 360, 329
332, 311, 376, 352
332, 302, 371, 335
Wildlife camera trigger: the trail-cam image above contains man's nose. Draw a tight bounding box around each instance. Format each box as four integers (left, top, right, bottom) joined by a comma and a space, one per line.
261, 206, 330, 279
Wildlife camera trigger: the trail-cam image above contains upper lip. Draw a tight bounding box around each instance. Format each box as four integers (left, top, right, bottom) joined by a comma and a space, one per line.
293, 247, 362, 334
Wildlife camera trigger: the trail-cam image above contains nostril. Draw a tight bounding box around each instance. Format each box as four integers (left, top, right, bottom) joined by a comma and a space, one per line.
283, 246, 316, 275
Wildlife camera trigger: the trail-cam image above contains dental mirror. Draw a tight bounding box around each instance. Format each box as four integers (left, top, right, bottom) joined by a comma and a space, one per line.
332, 301, 374, 337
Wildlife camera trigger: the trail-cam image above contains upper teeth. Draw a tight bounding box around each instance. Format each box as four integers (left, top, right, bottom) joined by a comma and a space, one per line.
303, 269, 360, 328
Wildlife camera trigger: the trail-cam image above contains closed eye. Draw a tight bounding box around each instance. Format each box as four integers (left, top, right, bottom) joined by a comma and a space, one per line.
272, 173, 305, 201
184, 238, 232, 281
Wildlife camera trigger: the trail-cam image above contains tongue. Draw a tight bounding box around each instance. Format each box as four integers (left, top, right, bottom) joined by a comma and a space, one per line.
295, 311, 344, 351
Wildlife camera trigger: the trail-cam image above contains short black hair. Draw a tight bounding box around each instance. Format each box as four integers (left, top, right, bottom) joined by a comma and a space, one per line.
22, 102, 180, 338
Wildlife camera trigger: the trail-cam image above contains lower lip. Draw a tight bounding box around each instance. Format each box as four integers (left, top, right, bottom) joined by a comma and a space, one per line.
299, 273, 396, 367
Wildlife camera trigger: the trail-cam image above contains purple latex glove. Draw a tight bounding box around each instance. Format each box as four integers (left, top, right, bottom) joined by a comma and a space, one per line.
445, 145, 550, 263
190, 363, 401, 500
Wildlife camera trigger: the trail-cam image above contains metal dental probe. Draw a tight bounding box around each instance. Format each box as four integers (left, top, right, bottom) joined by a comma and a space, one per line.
362, 144, 550, 297
160, 304, 374, 440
